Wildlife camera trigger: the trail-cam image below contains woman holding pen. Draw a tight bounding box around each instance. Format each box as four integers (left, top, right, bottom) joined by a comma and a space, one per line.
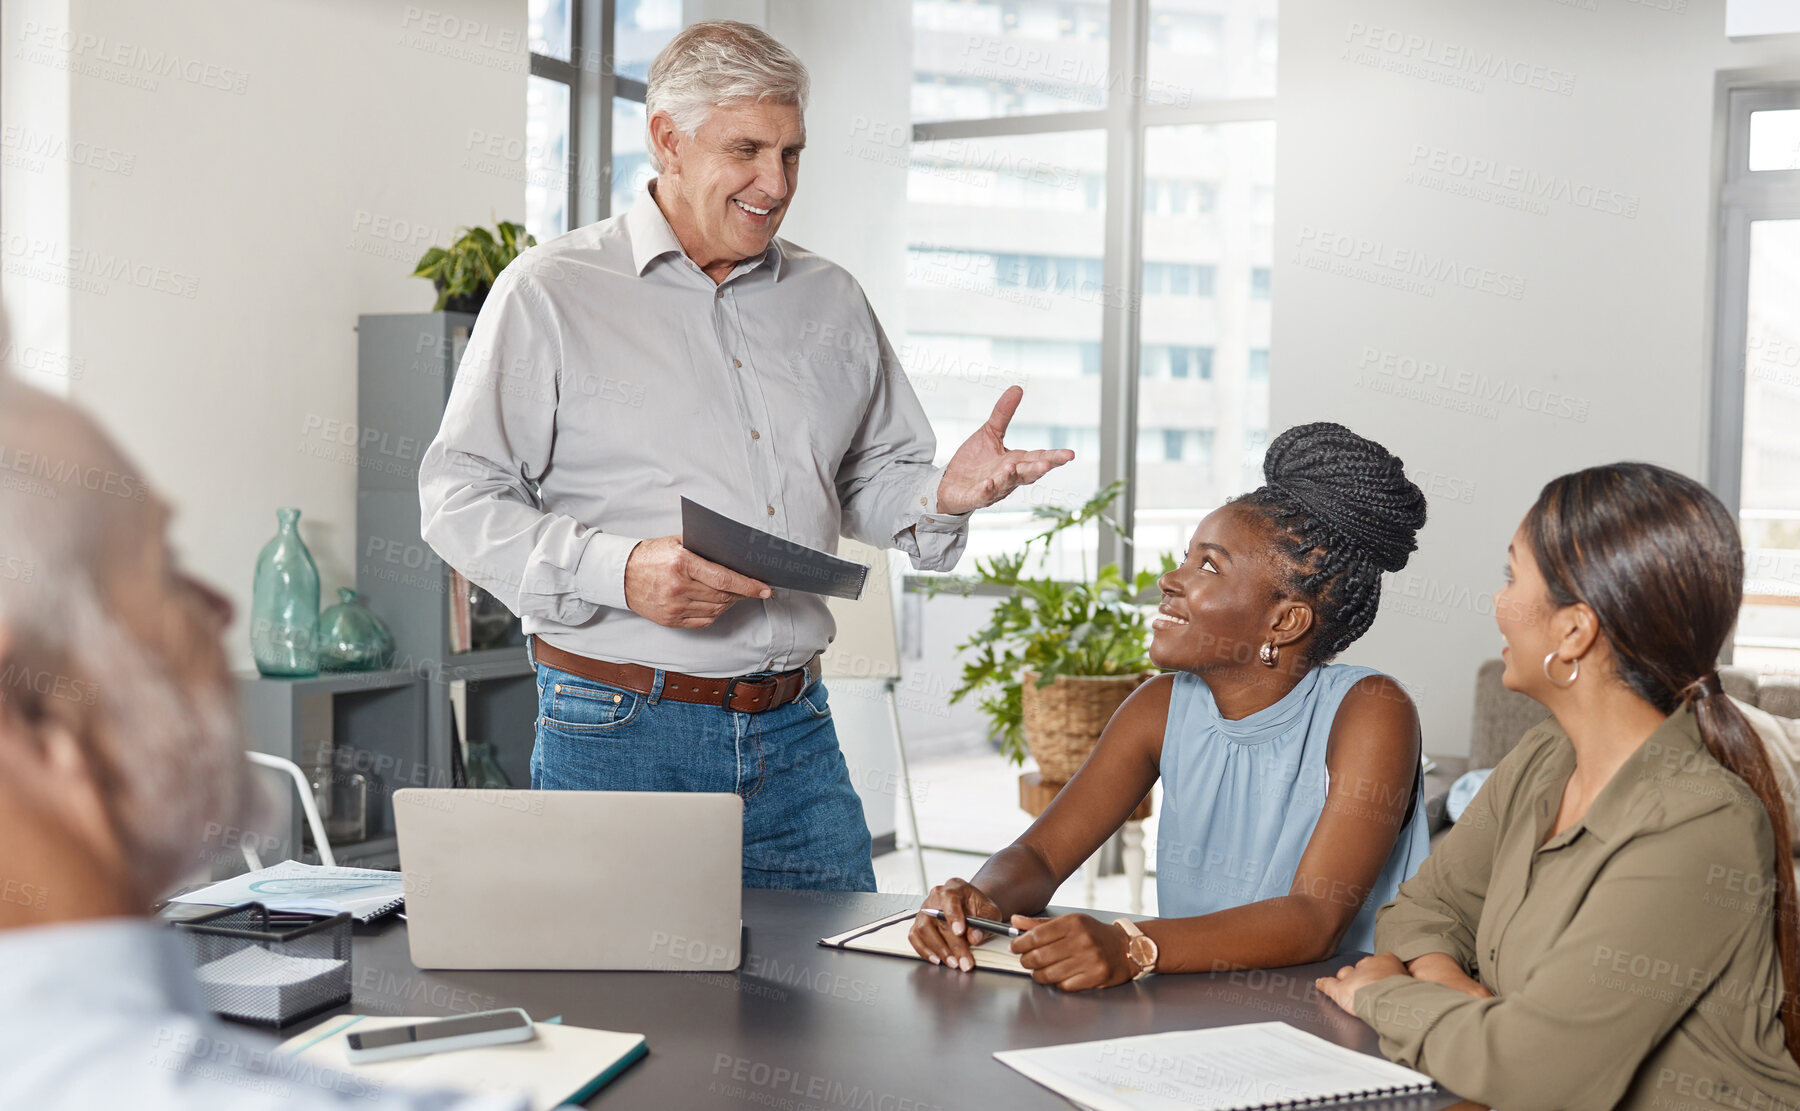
909, 421, 1433, 991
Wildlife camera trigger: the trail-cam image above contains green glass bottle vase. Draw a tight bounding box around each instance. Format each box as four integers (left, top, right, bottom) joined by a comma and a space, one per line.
318, 588, 396, 672
251, 507, 320, 677
463, 741, 513, 789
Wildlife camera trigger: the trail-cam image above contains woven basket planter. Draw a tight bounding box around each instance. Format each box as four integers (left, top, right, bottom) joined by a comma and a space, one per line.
1020, 670, 1152, 783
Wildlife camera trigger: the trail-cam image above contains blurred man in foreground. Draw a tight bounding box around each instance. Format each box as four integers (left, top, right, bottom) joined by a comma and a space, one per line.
0, 357, 525, 1109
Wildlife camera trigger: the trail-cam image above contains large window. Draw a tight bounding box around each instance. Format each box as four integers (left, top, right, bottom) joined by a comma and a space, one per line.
527, 0, 579, 239
526, 0, 679, 240
609, 0, 679, 215
1714, 85, 1800, 672
912, 0, 1111, 120
906, 0, 1277, 580
1133, 120, 1272, 569
907, 130, 1108, 577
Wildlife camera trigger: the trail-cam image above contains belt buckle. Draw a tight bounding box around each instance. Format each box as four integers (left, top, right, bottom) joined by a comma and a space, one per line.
721, 674, 778, 712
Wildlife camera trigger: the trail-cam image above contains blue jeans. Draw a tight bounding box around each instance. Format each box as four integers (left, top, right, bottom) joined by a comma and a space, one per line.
529, 659, 876, 892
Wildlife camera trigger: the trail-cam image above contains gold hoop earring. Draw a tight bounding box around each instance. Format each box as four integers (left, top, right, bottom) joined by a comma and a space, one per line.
1259, 642, 1279, 668
1542, 651, 1579, 688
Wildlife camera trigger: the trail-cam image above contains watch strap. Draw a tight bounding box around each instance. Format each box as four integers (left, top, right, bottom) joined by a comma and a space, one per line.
1114, 917, 1156, 980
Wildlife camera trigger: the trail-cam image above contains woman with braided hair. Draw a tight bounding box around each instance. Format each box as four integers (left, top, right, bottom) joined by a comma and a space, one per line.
1316, 463, 1800, 1108
908, 421, 1433, 990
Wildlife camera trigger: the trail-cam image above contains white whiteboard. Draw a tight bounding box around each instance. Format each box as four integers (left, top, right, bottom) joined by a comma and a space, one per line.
822, 538, 900, 681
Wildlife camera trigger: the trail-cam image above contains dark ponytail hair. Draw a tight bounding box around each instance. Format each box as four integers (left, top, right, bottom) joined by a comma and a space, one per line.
1234, 422, 1428, 665
1525, 462, 1800, 1062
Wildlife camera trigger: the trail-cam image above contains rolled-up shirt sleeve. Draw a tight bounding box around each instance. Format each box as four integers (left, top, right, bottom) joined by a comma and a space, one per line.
835, 294, 972, 571
418, 265, 642, 620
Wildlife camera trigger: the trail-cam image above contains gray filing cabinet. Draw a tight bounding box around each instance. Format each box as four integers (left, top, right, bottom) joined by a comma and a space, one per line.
230, 312, 536, 871
355, 312, 535, 790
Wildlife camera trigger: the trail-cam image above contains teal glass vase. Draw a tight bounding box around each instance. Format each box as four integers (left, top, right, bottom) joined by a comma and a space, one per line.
318, 588, 396, 672
464, 741, 513, 789
250, 507, 320, 677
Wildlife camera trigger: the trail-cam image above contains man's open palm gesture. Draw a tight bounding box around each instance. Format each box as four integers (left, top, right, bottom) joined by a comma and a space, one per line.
936, 386, 1076, 516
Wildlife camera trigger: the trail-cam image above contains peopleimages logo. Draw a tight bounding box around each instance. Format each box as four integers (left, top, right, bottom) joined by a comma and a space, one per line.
1293, 226, 1527, 301
16, 21, 250, 94
956, 35, 1192, 108
1356, 347, 1589, 423
0, 232, 200, 300
0, 124, 136, 176
1405, 144, 1639, 219
1340, 21, 1576, 96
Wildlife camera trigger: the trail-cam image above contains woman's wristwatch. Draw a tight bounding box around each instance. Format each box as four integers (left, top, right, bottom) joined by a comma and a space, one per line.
1114, 918, 1159, 980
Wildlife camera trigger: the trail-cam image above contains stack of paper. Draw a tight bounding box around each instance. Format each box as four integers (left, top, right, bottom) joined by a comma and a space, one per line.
173, 860, 407, 922
192, 947, 350, 1025
994, 1023, 1434, 1111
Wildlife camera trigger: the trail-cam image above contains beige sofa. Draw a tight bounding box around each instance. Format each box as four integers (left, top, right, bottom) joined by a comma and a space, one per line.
1422, 660, 1800, 847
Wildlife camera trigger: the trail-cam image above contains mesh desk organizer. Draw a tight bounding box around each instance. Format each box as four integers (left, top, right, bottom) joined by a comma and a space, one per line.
173, 903, 353, 1026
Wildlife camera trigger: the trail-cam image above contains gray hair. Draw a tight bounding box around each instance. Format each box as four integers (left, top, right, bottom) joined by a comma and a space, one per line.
0, 356, 251, 895
644, 20, 809, 171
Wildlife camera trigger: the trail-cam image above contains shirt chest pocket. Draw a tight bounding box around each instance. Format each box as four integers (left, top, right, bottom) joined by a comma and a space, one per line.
774, 347, 871, 466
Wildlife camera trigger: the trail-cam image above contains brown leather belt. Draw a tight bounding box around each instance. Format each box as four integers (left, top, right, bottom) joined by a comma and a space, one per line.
530, 637, 821, 714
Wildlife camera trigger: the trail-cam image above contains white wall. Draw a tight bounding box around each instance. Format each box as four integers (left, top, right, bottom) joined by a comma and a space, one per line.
1274, 0, 1800, 753
765, 0, 913, 330
2, 0, 525, 671
2, 0, 75, 399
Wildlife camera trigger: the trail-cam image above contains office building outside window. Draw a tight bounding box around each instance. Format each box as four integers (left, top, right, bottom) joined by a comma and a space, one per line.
525, 0, 677, 241
907, 0, 1276, 580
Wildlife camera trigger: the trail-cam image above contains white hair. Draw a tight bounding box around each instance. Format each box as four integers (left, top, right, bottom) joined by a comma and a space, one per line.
644, 20, 809, 172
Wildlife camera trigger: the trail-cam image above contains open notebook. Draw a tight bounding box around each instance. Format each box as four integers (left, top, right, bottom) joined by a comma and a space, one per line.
172, 860, 406, 923
818, 908, 1030, 975
278, 1015, 646, 1111
995, 1022, 1434, 1111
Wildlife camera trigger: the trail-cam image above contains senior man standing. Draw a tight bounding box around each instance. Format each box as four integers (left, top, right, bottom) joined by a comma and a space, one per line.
418, 21, 1072, 892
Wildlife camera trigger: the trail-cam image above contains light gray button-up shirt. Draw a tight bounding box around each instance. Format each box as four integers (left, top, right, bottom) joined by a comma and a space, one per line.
418, 183, 971, 678
0, 917, 527, 1111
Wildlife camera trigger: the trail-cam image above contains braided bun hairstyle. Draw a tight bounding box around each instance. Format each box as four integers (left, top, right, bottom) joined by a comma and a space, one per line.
1233, 422, 1428, 665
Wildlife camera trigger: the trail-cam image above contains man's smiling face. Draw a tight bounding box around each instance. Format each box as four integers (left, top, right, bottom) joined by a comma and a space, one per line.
657, 99, 805, 270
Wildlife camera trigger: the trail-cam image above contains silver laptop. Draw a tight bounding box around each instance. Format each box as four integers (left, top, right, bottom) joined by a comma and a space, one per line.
393, 789, 742, 971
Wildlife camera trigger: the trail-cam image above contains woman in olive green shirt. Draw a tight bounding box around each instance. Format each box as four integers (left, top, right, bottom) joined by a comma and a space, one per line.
1316, 463, 1800, 1109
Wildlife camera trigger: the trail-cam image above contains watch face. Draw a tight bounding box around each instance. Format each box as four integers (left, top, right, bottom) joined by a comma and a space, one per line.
1129, 934, 1156, 971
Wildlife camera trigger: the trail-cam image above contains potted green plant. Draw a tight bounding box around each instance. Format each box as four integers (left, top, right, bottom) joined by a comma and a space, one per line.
411, 219, 537, 314
931, 482, 1174, 781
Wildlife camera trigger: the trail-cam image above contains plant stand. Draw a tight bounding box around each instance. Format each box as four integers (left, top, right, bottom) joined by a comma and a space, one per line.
1019, 772, 1153, 915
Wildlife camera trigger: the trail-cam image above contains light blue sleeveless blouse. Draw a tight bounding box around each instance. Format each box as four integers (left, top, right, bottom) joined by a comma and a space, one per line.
1155, 663, 1430, 953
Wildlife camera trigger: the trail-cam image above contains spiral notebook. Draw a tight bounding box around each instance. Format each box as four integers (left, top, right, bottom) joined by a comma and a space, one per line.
171, 860, 407, 923
994, 1022, 1434, 1111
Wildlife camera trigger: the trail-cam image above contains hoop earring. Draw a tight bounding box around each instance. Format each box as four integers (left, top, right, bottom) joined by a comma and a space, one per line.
1259, 642, 1279, 668
1542, 651, 1579, 688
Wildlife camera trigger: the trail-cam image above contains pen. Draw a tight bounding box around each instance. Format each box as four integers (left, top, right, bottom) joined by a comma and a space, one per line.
921, 907, 1024, 938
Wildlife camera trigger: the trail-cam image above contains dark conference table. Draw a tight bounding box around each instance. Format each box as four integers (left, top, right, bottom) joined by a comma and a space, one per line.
333, 890, 1469, 1110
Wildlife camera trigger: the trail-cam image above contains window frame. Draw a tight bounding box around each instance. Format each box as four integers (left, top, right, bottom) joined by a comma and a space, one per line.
1712, 83, 1800, 517
530, 0, 656, 233
910, 0, 1275, 579
1711, 82, 1800, 662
